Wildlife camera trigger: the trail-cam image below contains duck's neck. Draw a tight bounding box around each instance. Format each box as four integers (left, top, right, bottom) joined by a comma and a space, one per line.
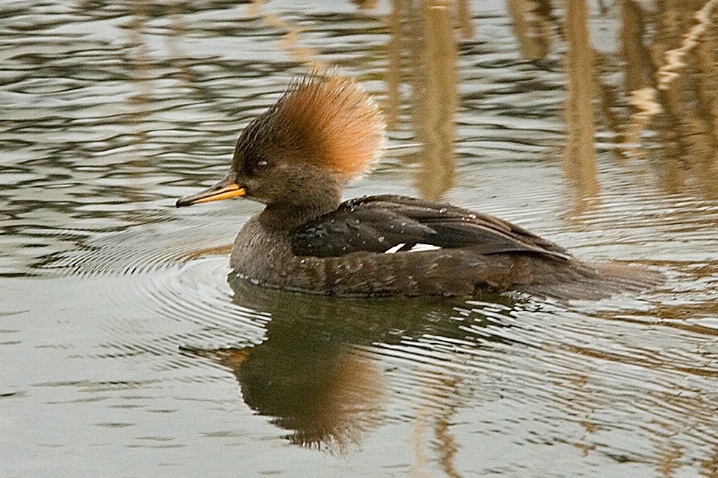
253, 166, 346, 230
231, 197, 339, 281
258, 194, 342, 232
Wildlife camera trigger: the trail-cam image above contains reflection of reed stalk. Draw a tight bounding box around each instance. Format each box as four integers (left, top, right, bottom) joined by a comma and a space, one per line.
652, 0, 718, 197
563, 0, 599, 208
247, 0, 325, 70
657, 0, 717, 91
506, 0, 553, 60
416, 1, 458, 201
623, 87, 661, 158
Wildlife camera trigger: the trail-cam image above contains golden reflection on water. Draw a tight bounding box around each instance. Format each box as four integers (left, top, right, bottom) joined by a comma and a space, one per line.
609, 1, 717, 197
123, 0, 154, 156
386, 0, 468, 200
384, 0, 718, 203
119, 0, 718, 203
500, 0, 718, 214
647, 0, 718, 198
110, 0, 718, 202
248, 0, 327, 71
412, 1, 459, 201
185, 282, 430, 454
409, 371, 463, 478
656, 0, 717, 92
562, 0, 599, 212
507, 0, 553, 60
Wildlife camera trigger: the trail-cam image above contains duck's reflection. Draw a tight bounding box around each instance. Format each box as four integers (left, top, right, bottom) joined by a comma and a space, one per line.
185, 279, 518, 453
235, 333, 383, 452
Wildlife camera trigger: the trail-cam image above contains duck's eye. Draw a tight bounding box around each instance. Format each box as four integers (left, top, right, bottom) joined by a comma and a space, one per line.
256, 159, 269, 171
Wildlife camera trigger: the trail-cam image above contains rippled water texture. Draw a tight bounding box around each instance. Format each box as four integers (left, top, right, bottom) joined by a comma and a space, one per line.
2, 1, 718, 477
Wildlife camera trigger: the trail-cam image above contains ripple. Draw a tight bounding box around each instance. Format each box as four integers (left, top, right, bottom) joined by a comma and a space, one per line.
35, 215, 270, 374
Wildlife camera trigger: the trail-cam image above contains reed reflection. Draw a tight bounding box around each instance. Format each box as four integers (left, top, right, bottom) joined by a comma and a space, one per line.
562, 0, 599, 212
184, 279, 518, 457
506, 0, 554, 61
386, 0, 471, 201
652, 0, 718, 199
508, 0, 601, 212
614, 0, 718, 199
124, 0, 155, 158
247, 0, 326, 70
507, 0, 718, 205
111, 0, 718, 205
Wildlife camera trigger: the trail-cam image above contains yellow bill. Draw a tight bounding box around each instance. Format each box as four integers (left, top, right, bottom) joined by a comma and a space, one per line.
176, 176, 246, 207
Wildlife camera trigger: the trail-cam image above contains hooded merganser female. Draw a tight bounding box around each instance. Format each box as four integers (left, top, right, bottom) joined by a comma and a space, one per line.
176, 74, 662, 299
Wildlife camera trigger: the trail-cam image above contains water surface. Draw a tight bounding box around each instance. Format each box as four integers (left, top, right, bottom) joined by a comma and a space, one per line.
2, 1, 718, 477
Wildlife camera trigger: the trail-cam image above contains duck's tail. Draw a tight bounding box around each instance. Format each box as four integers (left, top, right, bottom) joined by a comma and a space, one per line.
516, 260, 665, 301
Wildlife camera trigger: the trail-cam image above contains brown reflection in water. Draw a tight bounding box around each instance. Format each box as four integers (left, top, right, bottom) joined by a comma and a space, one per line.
351, 0, 381, 9
410, 373, 463, 478
121, 0, 469, 202
656, 440, 684, 478
126, 0, 152, 106
562, 0, 600, 213
247, 0, 326, 71
508, 0, 602, 214
556, 297, 718, 478
508, 1, 718, 204
124, 0, 154, 152
185, 336, 385, 452
416, 1, 459, 201
605, 0, 718, 198
507, 0, 554, 60
702, 445, 718, 477
386, 0, 469, 201
550, 328, 718, 477
651, 0, 718, 199
192, 344, 384, 453
183, 245, 233, 261
612, 0, 667, 164
185, 279, 516, 460
435, 404, 462, 478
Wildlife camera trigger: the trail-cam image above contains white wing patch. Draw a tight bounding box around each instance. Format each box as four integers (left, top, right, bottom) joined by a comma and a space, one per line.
409, 243, 441, 252
384, 243, 441, 254
384, 243, 405, 254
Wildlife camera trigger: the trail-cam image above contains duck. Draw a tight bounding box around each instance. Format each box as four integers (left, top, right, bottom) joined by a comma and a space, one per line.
176, 73, 662, 299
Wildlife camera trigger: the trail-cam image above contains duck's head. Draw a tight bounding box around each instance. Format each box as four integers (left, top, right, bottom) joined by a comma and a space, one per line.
176, 74, 385, 211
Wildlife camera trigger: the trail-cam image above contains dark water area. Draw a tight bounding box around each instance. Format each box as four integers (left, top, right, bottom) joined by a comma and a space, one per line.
2, 0, 718, 476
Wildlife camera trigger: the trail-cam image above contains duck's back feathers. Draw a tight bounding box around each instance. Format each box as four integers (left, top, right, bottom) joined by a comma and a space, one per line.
291, 195, 571, 260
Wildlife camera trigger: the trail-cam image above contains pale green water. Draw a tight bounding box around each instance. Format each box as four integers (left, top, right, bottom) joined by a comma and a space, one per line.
2, 1, 718, 477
